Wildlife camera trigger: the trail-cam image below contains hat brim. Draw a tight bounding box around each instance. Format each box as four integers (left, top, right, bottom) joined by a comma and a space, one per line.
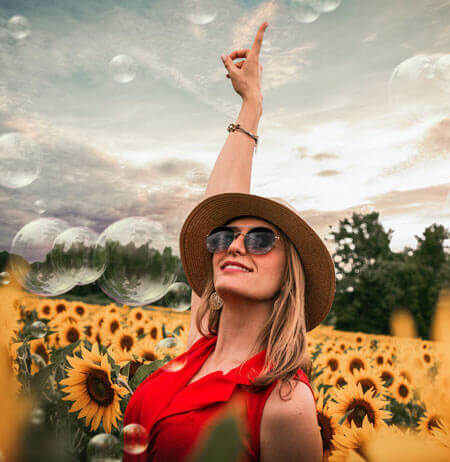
179, 192, 336, 331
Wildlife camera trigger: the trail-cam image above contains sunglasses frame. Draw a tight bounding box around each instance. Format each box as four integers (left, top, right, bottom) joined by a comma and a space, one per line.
205, 225, 281, 254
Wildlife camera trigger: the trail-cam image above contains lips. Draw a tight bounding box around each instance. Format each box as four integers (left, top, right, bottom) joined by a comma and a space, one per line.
220, 260, 252, 271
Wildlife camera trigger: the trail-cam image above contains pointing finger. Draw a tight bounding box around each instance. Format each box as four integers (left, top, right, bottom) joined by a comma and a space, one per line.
250, 22, 268, 58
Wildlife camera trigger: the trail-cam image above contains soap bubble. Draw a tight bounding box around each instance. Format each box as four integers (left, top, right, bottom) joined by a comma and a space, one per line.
108, 54, 138, 83
309, 0, 341, 13
30, 320, 47, 338
121, 423, 150, 455
161, 358, 188, 373
94, 217, 181, 306
389, 54, 450, 121
184, 0, 218, 25
165, 282, 191, 312
86, 433, 121, 462
155, 336, 184, 356
33, 199, 47, 215
51, 226, 106, 286
30, 407, 45, 425
0, 132, 42, 189
7, 15, 30, 40
10, 218, 77, 296
290, 0, 321, 24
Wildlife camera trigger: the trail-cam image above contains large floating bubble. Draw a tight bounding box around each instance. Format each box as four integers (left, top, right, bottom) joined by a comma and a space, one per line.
0, 132, 42, 189
165, 282, 192, 312
33, 199, 47, 215
86, 433, 121, 462
184, 0, 218, 25
94, 217, 181, 306
290, 0, 321, 24
121, 423, 150, 455
10, 218, 77, 296
389, 54, 450, 121
51, 226, 106, 286
309, 0, 341, 13
108, 54, 138, 84
7, 15, 31, 40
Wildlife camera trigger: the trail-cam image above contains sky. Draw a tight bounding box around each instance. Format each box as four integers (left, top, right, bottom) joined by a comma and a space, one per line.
0, 0, 449, 263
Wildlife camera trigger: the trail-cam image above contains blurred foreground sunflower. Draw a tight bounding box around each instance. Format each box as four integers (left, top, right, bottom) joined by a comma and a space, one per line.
60, 343, 130, 433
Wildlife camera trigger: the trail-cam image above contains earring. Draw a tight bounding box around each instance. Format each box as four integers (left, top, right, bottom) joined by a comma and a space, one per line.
210, 291, 223, 311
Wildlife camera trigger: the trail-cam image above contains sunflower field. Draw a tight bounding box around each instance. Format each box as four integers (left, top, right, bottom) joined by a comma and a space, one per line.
1, 273, 449, 462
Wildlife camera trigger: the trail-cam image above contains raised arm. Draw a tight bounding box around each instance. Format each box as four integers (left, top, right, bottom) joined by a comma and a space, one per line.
187, 22, 268, 348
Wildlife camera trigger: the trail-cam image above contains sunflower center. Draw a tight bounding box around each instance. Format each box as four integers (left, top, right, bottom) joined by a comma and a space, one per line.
66, 327, 80, 343
150, 327, 157, 339
56, 304, 66, 313
110, 320, 120, 334
347, 399, 375, 427
137, 327, 144, 336
336, 377, 347, 388
75, 306, 85, 316
398, 384, 409, 398
120, 335, 134, 351
42, 305, 51, 315
423, 354, 431, 363
381, 371, 393, 385
316, 412, 334, 452
86, 369, 115, 407
143, 351, 157, 361
376, 355, 384, 365
136, 312, 143, 320
86, 325, 92, 337
349, 358, 364, 373
427, 416, 441, 431
35, 344, 49, 363
358, 378, 376, 394
327, 358, 339, 371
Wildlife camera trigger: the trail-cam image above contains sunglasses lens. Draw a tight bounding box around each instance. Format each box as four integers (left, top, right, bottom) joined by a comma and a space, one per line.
246, 229, 276, 254
206, 227, 276, 254
206, 228, 233, 253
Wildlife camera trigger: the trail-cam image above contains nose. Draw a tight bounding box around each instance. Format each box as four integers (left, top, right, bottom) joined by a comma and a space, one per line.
226, 232, 247, 255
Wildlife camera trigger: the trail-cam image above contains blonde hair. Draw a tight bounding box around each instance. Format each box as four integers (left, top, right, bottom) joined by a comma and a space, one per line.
193, 217, 312, 401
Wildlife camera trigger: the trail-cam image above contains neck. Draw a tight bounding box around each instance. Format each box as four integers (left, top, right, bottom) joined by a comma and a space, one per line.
209, 293, 272, 367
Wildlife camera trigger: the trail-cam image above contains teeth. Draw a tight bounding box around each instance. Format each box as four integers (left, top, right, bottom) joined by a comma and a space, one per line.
224, 265, 250, 272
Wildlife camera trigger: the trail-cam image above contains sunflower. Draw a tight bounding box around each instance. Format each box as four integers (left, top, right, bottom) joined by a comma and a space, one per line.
130, 307, 146, 324
58, 321, 83, 348
391, 377, 413, 405
430, 417, 450, 447
344, 350, 369, 375
60, 343, 129, 433
148, 325, 159, 340
328, 381, 392, 429
132, 321, 147, 338
70, 302, 88, 318
112, 328, 137, 355
37, 300, 53, 320
134, 337, 159, 362
92, 312, 106, 330
330, 414, 378, 459
417, 406, 445, 435
54, 300, 68, 315
320, 351, 342, 373
353, 332, 367, 346
315, 387, 340, 457
101, 313, 122, 337
375, 363, 396, 389
351, 368, 385, 397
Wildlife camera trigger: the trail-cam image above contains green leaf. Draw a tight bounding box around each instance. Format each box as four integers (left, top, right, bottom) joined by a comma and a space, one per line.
30, 363, 58, 392
129, 360, 166, 390
186, 410, 244, 462
49, 340, 81, 364
338, 408, 355, 425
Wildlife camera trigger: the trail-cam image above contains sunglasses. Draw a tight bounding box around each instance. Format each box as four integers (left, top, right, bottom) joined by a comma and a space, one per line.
206, 225, 281, 255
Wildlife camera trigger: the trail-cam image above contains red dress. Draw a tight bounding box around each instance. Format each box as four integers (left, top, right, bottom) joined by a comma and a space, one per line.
123, 334, 315, 462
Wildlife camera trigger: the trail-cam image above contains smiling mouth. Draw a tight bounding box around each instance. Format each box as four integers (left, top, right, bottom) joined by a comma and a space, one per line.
221, 267, 251, 273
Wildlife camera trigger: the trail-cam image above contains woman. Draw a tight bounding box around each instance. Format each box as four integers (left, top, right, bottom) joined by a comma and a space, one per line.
124, 22, 335, 462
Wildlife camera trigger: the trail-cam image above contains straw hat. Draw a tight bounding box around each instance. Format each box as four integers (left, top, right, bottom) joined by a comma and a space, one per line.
179, 192, 336, 331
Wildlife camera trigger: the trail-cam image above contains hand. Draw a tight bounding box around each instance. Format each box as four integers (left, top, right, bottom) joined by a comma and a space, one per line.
221, 22, 268, 102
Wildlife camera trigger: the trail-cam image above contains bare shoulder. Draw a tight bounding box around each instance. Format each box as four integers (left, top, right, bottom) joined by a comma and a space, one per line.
260, 378, 323, 462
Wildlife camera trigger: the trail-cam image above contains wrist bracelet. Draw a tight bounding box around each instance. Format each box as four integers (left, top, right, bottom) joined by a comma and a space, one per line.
227, 123, 258, 154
